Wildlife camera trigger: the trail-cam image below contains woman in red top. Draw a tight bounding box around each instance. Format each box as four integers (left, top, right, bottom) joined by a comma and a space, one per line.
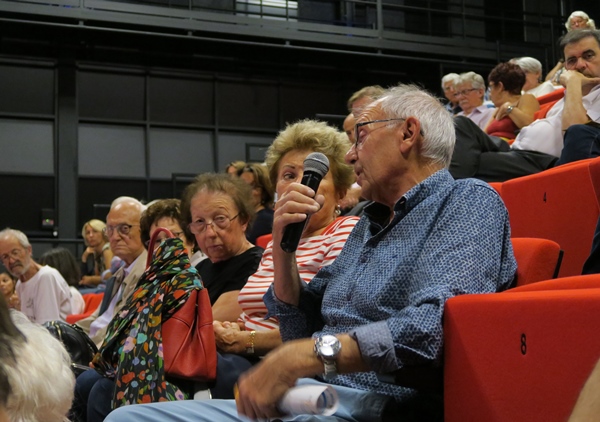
484, 62, 540, 142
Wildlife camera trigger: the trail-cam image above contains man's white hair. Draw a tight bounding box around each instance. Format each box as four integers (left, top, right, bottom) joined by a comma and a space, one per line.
458, 71, 486, 90
0, 229, 30, 249
3, 310, 74, 422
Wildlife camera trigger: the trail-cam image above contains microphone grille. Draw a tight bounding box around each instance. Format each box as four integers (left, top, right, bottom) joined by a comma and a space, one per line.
303, 152, 330, 177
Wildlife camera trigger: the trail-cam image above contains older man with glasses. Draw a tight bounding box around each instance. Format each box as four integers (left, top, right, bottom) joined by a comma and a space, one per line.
455, 71, 496, 130
77, 196, 147, 348
0, 228, 72, 324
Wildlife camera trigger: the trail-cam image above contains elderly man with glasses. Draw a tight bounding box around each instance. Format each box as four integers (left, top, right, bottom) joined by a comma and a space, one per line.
0, 228, 72, 324
106, 84, 516, 422
455, 71, 496, 130
77, 196, 147, 347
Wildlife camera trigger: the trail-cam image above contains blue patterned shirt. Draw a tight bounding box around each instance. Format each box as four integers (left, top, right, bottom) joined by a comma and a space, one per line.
265, 169, 516, 403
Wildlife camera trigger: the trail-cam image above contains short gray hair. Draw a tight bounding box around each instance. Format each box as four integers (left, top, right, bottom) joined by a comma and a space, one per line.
377, 84, 456, 168
441, 73, 460, 88
510, 57, 542, 75
458, 71, 486, 90
0, 229, 30, 249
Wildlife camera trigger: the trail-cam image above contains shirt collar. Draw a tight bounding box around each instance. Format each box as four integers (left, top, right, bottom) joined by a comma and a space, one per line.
364, 169, 453, 229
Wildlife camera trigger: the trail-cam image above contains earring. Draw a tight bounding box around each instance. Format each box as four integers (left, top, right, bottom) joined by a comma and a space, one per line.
335, 205, 342, 216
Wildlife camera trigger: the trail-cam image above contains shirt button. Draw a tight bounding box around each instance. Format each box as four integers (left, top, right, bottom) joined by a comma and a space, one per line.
360, 255, 368, 263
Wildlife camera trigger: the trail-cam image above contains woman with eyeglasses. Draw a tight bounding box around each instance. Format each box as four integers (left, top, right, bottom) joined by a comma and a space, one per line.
79, 219, 113, 289
239, 163, 275, 244
181, 173, 263, 323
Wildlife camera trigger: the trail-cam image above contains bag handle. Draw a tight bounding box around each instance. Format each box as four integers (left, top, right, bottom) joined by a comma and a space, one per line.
145, 227, 175, 267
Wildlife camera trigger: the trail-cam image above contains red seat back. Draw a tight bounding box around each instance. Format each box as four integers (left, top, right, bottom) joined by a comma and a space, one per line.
511, 237, 562, 287
536, 87, 565, 105
501, 157, 600, 277
444, 275, 600, 422
255, 234, 273, 249
66, 292, 104, 324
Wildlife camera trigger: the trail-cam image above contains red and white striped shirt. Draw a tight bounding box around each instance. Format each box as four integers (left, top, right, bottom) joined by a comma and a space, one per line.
238, 216, 359, 331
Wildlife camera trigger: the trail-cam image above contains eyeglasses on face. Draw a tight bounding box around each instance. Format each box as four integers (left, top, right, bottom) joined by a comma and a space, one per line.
0, 248, 24, 263
188, 214, 240, 235
354, 118, 406, 151
103, 223, 140, 237
454, 88, 479, 97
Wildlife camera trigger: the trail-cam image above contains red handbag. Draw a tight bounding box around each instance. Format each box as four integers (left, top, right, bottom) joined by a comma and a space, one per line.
146, 227, 217, 382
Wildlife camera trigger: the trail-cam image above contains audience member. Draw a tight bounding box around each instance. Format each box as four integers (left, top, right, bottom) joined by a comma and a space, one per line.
343, 112, 356, 142
0, 228, 72, 324
455, 71, 496, 130
225, 160, 246, 177
0, 268, 17, 310
76, 197, 147, 347
546, 11, 596, 83
210, 119, 359, 399
80, 219, 113, 288
239, 163, 275, 244
340, 85, 386, 212
72, 200, 204, 422
106, 84, 516, 422
181, 173, 263, 322
0, 296, 74, 422
139, 198, 196, 257
451, 29, 600, 182
346, 85, 386, 115
441, 72, 461, 114
511, 56, 560, 97
39, 247, 86, 314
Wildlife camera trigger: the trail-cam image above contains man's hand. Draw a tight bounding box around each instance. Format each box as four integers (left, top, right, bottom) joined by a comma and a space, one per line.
213, 320, 246, 354
560, 70, 600, 91
235, 340, 313, 420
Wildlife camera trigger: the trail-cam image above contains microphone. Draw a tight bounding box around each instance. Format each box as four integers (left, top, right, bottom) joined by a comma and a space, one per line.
280, 152, 330, 253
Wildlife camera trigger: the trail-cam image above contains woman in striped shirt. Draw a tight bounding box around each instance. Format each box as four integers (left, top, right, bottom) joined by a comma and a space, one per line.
211, 119, 359, 397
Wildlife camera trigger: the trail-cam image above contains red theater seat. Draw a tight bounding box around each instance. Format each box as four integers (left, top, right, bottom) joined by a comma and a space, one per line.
501, 157, 600, 277
444, 275, 600, 422
536, 87, 565, 105
511, 237, 562, 287
66, 292, 104, 324
255, 234, 272, 249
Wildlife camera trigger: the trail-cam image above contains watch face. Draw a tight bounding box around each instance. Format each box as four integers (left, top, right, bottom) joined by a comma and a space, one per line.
317, 335, 341, 359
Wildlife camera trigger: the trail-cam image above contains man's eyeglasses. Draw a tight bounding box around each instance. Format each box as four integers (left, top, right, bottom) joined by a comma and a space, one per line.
354, 118, 406, 151
454, 88, 479, 97
103, 224, 140, 237
188, 214, 239, 235
144, 231, 184, 249
0, 248, 23, 263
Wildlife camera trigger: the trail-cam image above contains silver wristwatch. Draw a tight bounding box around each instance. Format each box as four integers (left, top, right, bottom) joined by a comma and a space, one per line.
314, 335, 342, 380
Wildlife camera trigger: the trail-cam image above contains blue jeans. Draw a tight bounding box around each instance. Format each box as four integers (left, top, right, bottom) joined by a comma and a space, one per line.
104, 378, 394, 422
556, 124, 600, 166
72, 369, 115, 422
